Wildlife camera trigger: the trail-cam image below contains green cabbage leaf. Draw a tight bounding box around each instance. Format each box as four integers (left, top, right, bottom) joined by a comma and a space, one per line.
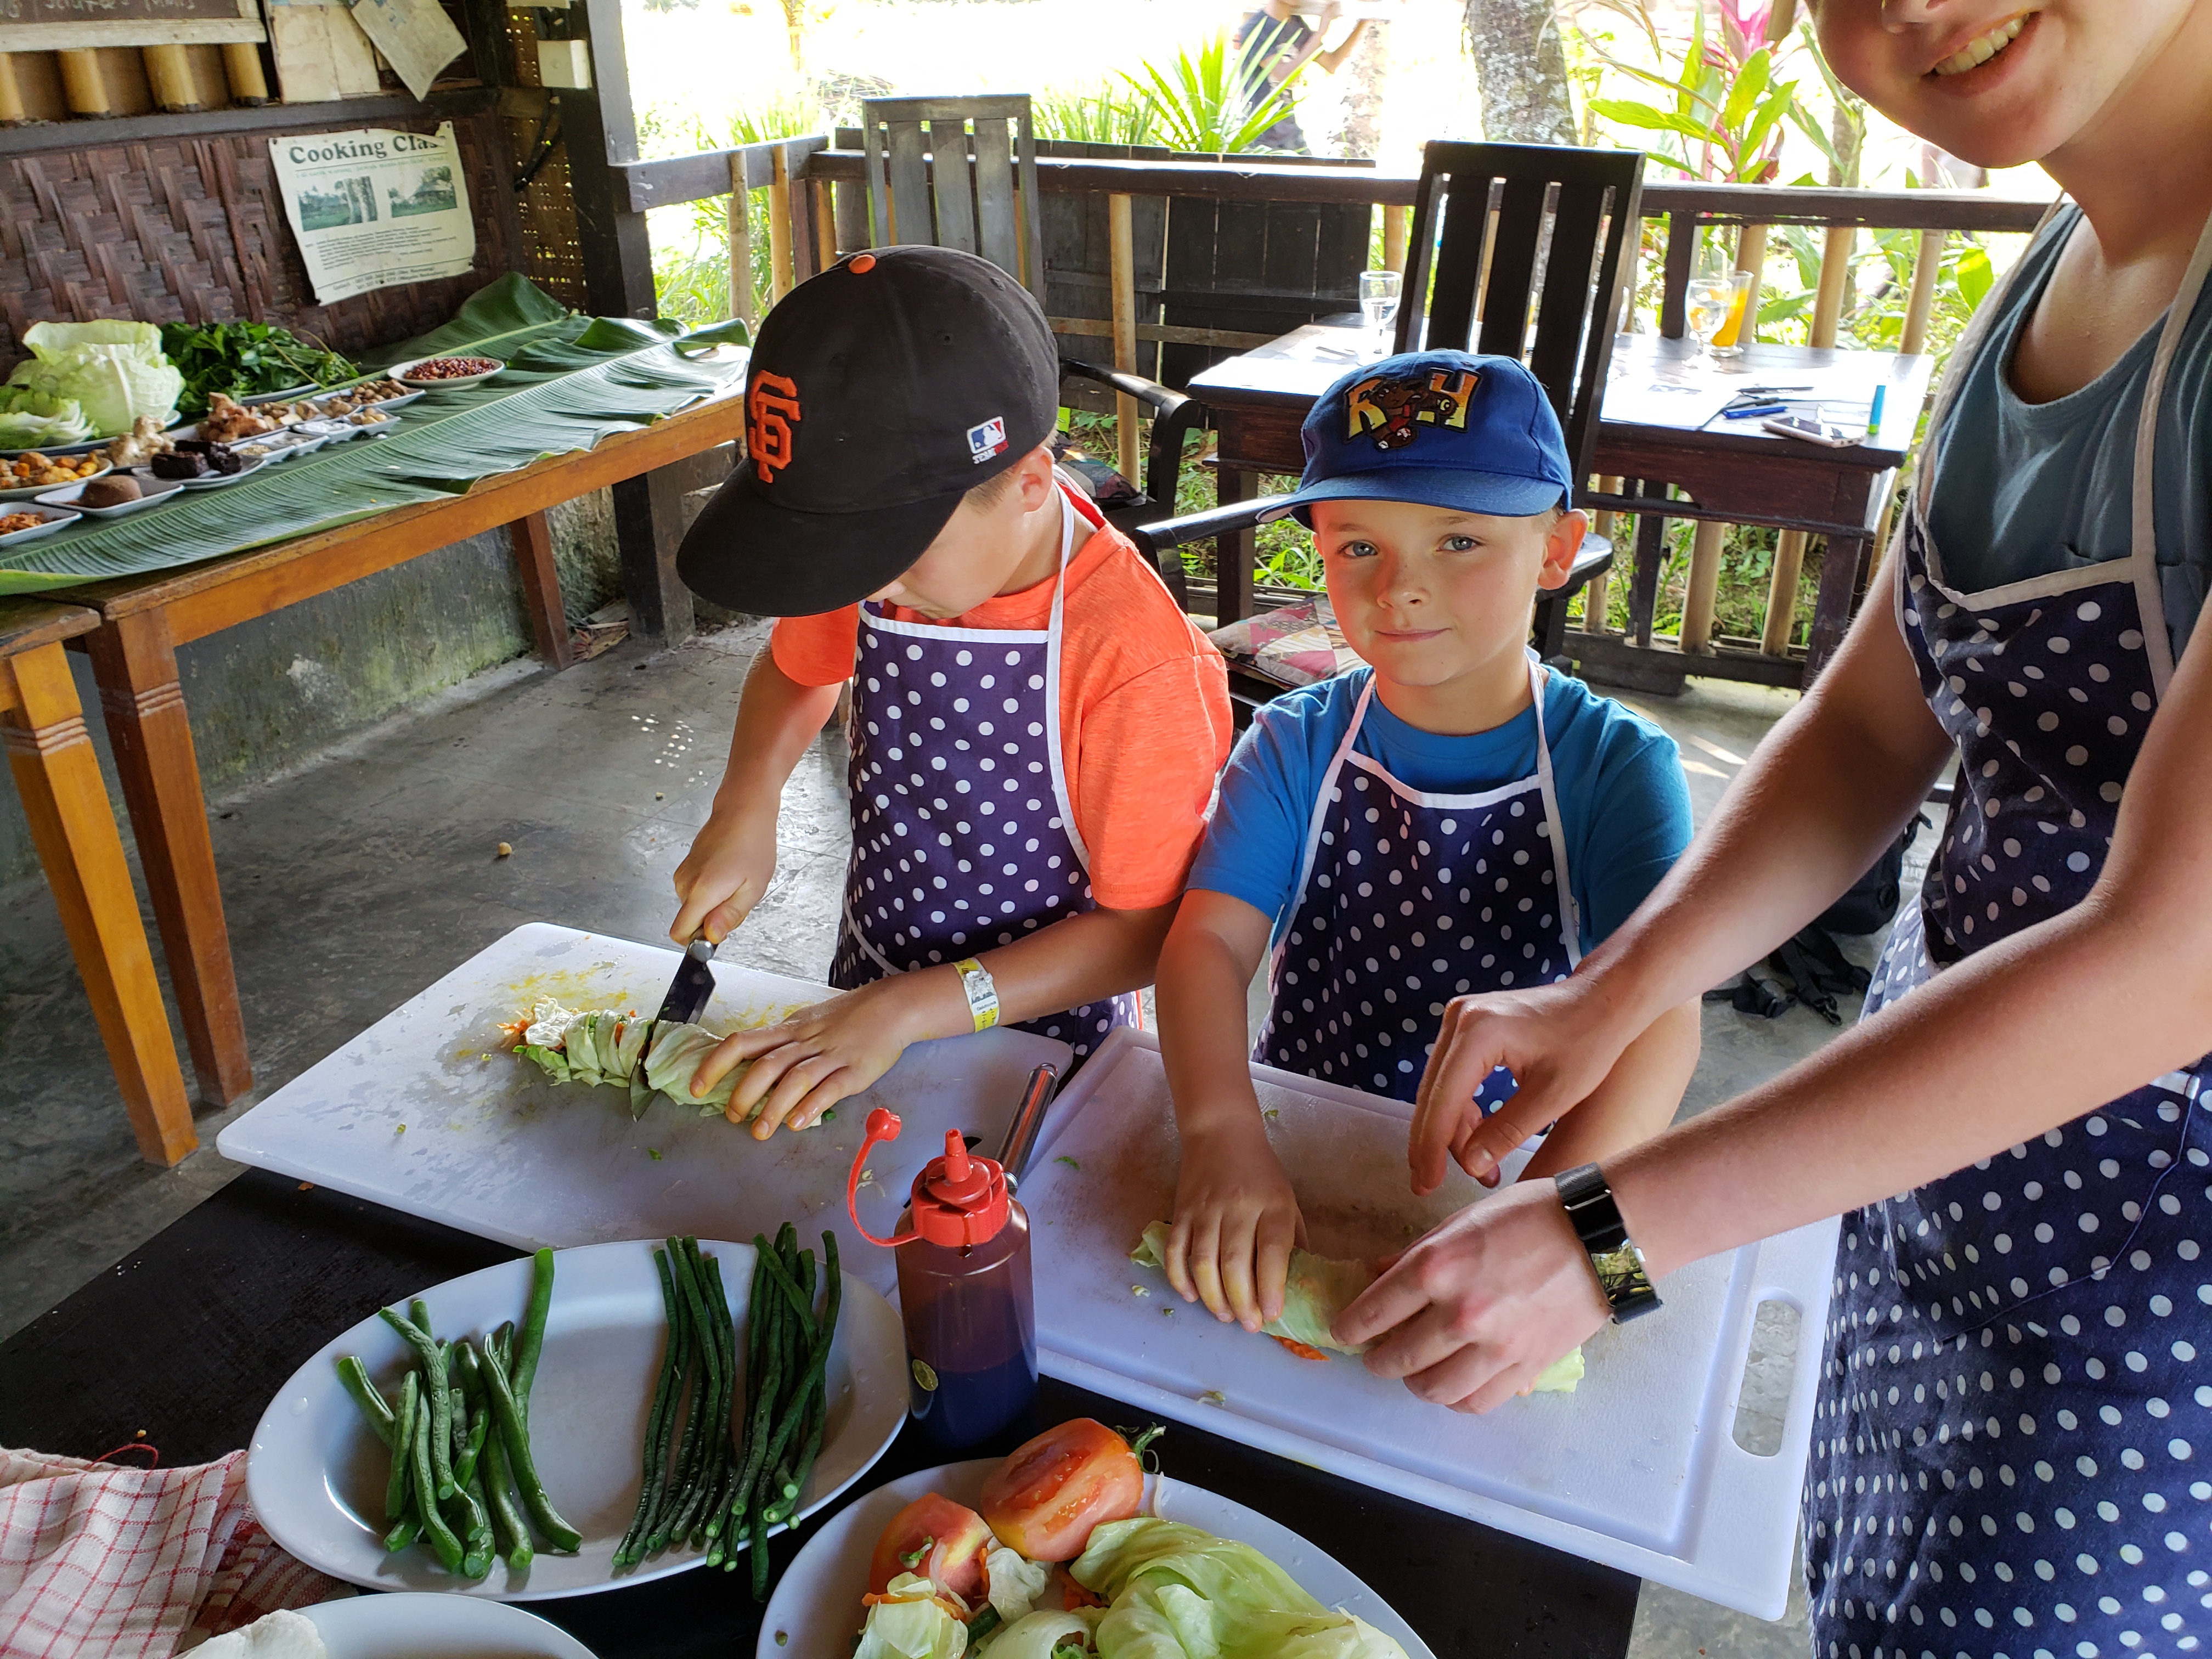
5, 321, 184, 438
0, 392, 92, 449
854, 1574, 971, 1659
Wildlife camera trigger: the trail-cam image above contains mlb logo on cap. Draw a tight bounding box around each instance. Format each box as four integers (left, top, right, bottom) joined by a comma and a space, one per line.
967, 416, 1008, 464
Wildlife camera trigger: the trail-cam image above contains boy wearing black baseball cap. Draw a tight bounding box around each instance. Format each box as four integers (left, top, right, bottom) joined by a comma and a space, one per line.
670, 246, 1232, 1133
1149, 350, 1701, 1333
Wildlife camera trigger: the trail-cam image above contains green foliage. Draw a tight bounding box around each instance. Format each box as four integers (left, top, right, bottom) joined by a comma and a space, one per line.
157, 321, 359, 418
646, 96, 817, 331
1581, 1, 1795, 183
1035, 82, 1156, 147
1119, 34, 1301, 156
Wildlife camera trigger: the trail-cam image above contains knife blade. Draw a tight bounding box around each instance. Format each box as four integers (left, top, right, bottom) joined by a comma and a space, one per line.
654, 934, 719, 1029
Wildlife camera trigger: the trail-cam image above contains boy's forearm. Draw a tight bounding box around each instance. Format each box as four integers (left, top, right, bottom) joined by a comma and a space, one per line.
1155, 912, 1268, 1137
1518, 999, 1699, 1182
710, 645, 842, 816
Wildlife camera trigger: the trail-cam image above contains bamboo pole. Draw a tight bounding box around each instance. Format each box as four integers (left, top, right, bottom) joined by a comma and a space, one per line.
814, 178, 836, 266
1382, 203, 1409, 274
57, 48, 112, 117
0, 55, 25, 126
1762, 223, 1855, 656
1109, 191, 1140, 487
1579, 476, 1622, 635
222, 41, 270, 104
1681, 222, 1771, 656
726, 155, 755, 331
1900, 228, 1947, 356
766, 145, 795, 304
142, 45, 200, 111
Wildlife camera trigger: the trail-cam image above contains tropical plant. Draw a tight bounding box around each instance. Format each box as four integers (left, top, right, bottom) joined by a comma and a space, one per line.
1580, 1, 1801, 184
1120, 34, 1301, 155
648, 95, 817, 331
1036, 82, 1156, 148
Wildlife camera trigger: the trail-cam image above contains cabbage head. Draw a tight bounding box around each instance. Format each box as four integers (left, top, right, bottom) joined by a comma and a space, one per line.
6, 321, 183, 437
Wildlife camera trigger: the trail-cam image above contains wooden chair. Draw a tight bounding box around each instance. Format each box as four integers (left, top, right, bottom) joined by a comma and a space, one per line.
1128, 140, 1645, 715
854, 94, 1206, 552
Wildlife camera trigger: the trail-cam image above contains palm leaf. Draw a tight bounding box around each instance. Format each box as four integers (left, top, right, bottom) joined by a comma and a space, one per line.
0, 300, 748, 594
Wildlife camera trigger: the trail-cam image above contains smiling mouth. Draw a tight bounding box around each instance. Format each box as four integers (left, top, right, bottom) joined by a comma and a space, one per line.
1931, 10, 2030, 77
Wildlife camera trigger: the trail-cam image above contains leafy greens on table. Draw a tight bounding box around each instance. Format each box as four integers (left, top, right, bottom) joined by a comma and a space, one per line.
159, 320, 360, 417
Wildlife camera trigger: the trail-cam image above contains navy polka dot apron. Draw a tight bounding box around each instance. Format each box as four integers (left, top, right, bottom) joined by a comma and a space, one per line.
1252, 658, 1578, 1107
830, 487, 1138, 1060
1802, 208, 2212, 1659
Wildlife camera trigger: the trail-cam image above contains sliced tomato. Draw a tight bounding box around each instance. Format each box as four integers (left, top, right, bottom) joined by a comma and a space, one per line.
866, 1493, 992, 1599
978, 1418, 1150, 1562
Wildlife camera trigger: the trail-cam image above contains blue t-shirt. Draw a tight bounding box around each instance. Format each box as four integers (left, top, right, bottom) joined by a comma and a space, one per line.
1189, 665, 1691, 954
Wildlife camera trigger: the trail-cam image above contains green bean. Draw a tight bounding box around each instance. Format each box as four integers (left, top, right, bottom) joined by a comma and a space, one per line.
480, 1337, 582, 1551
458, 1452, 495, 1578
651, 1239, 717, 1549
408, 1386, 465, 1571
763, 1234, 842, 1522
728, 1234, 788, 1533
514, 1246, 555, 1406
748, 1505, 771, 1598
670, 1242, 731, 1545
482, 1419, 534, 1572
637, 1245, 697, 1555
385, 1372, 418, 1524
618, 1248, 685, 1564
336, 1356, 395, 1446
455, 1402, 489, 1490
377, 1308, 455, 1499
688, 1251, 740, 1548
410, 1297, 433, 1334
753, 1241, 816, 1345
381, 1516, 420, 1553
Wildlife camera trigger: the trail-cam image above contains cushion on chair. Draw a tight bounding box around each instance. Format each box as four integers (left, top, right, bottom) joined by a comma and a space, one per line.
1207, 595, 1362, 690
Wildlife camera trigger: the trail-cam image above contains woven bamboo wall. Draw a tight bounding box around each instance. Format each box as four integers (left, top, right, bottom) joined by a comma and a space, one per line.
0, 108, 519, 364
500, 5, 587, 310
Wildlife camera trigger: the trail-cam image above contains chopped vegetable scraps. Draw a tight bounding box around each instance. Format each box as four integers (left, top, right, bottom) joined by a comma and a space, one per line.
509, 996, 763, 1121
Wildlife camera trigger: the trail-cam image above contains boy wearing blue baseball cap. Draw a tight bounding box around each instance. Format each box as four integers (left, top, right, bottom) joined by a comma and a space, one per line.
1152, 350, 1702, 1332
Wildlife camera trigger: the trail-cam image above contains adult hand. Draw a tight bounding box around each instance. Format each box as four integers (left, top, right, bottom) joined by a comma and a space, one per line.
690, 970, 952, 1138
1334, 1178, 1610, 1412
1163, 1119, 1307, 1332
669, 804, 778, 946
1409, 975, 1644, 1194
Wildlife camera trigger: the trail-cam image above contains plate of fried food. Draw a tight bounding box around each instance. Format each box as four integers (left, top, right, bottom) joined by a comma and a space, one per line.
0, 504, 80, 546
0, 450, 108, 501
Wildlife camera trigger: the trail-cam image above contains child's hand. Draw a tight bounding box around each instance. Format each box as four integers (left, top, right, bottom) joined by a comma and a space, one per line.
1164, 1118, 1306, 1333
670, 804, 779, 946
689, 970, 962, 1138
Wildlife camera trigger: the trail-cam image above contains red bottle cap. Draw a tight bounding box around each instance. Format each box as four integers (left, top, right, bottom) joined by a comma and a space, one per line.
845, 1109, 1011, 1249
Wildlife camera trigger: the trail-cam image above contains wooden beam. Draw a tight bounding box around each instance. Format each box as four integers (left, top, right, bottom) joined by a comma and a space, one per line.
1901, 228, 1947, 357
1383, 202, 1409, 273
1761, 224, 1855, 656
768, 144, 795, 303
1109, 191, 1139, 486
1049, 317, 1280, 349
0, 84, 501, 154
0, 54, 24, 125
727, 155, 755, 329
508, 511, 573, 670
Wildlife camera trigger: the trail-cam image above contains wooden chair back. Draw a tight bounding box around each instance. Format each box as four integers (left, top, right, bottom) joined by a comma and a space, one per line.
1398, 141, 1645, 491
857, 95, 1046, 304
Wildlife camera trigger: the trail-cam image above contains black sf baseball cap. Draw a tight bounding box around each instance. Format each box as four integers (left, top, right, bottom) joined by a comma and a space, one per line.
678, 246, 1060, 616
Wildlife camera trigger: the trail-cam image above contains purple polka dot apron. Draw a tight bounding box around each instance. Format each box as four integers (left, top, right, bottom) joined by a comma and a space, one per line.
1252, 659, 1578, 1107
829, 487, 1138, 1060
1802, 209, 2212, 1659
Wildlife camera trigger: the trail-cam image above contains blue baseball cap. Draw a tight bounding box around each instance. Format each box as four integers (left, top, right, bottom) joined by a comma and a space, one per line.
1260, 349, 1572, 527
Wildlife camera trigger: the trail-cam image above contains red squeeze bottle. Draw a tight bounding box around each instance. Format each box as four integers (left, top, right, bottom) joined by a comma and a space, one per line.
848, 1108, 1037, 1449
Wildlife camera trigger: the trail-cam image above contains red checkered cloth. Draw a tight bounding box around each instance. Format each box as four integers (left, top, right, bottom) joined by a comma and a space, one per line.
0, 1447, 342, 1657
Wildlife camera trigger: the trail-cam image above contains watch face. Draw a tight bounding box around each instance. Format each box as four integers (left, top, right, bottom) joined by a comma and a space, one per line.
1593, 1244, 1654, 1304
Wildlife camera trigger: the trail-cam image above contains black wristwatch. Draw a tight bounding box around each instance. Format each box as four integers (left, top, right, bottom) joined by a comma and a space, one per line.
1554, 1163, 1663, 1323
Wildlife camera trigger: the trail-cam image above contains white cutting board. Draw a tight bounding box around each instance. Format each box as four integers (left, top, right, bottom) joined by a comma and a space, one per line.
218, 922, 1070, 1296
1019, 1029, 1836, 1620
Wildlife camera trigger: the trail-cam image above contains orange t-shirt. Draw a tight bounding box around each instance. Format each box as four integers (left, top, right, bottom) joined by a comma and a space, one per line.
771, 499, 1232, 911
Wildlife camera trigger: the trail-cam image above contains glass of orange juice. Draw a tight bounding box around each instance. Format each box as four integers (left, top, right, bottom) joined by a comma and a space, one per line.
1711, 270, 1756, 357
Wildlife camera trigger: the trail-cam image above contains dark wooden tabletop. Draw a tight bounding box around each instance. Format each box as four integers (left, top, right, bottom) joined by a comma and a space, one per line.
0, 1170, 1640, 1659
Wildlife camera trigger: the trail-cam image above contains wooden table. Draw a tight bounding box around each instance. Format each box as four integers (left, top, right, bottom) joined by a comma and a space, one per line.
1188, 324, 1933, 689
0, 1169, 1643, 1657
52, 393, 744, 1110
2, 599, 194, 1166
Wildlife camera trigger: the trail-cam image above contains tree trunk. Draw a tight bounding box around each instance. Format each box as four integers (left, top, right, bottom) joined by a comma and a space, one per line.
1331, 20, 1389, 160
1464, 0, 1576, 148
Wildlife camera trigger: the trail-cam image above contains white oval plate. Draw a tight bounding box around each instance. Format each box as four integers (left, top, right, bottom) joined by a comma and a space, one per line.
249, 1238, 908, 1601
35, 473, 184, 518
0, 459, 109, 501
301, 1593, 600, 1657
137, 455, 272, 492
391, 356, 505, 391
0, 504, 80, 546
757, 1459, 1437, 1659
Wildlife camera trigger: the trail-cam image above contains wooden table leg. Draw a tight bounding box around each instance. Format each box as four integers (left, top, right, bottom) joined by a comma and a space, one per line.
1215, 466, 1256, 626
3, 642, 196, 1165
507, 511, 574, 670
83, 611, 252, 1106
1804, 472, 1887, 680
1629, 485, 1667, 650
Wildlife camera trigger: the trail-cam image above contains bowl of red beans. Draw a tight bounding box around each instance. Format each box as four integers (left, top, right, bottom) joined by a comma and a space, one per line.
392, 355, 506, 391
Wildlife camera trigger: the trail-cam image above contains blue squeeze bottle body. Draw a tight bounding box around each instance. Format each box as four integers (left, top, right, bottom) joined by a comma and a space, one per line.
847, 1109, 1040, 1450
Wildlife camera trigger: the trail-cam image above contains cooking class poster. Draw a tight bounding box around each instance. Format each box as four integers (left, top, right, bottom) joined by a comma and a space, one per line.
268, 123, 477, 304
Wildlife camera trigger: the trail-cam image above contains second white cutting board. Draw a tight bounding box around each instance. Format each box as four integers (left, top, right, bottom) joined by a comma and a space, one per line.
1020, 1029, 1836, 1620
217, 922, 1069, 1295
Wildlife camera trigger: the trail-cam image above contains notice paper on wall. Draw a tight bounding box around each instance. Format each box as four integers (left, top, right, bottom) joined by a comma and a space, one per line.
346, 0, 467, 101
269, 123, 477, 304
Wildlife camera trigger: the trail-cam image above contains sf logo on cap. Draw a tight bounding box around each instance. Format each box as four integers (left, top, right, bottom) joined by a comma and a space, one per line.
748, 372, 802, 483
1346, 368, 1479, 452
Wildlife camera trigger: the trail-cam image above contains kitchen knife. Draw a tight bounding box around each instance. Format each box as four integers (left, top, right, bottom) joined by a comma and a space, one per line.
653, 933, 719, 1029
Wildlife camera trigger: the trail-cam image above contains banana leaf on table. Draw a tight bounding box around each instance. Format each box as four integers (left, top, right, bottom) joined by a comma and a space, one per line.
0, 281, 749, 597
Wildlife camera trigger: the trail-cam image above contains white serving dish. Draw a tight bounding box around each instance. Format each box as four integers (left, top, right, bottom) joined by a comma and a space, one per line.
247, 1237, 907, 1600
233, 428, 328, 464
35, 473, 184, 518
135, 454, 271, 492
300, 414, 394, 442
242, 381, 321, 406
300, 1593, 600, 1657
0, 458, 109, 501
392, 355, 506, 391
759, 1459, 1437, 1659
0, 503, 81, 545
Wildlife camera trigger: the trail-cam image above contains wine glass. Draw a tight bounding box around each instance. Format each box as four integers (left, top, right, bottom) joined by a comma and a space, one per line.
1685, 275, 1733, 363
1359, 270, 1402, 351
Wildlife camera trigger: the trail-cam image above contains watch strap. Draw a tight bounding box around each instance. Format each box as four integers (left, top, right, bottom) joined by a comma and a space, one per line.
1554, 1163, 1662, 1323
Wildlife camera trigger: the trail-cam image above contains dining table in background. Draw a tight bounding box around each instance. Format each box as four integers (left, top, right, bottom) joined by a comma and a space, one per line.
1188, 323, 1934, 692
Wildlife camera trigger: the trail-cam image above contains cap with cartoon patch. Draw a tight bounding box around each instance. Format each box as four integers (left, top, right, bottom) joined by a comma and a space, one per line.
677, 245, 1060, 616
1261, 349, 1573, 528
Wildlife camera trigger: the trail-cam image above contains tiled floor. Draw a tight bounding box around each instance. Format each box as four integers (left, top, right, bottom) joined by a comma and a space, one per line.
1, 625, 1897, 1658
